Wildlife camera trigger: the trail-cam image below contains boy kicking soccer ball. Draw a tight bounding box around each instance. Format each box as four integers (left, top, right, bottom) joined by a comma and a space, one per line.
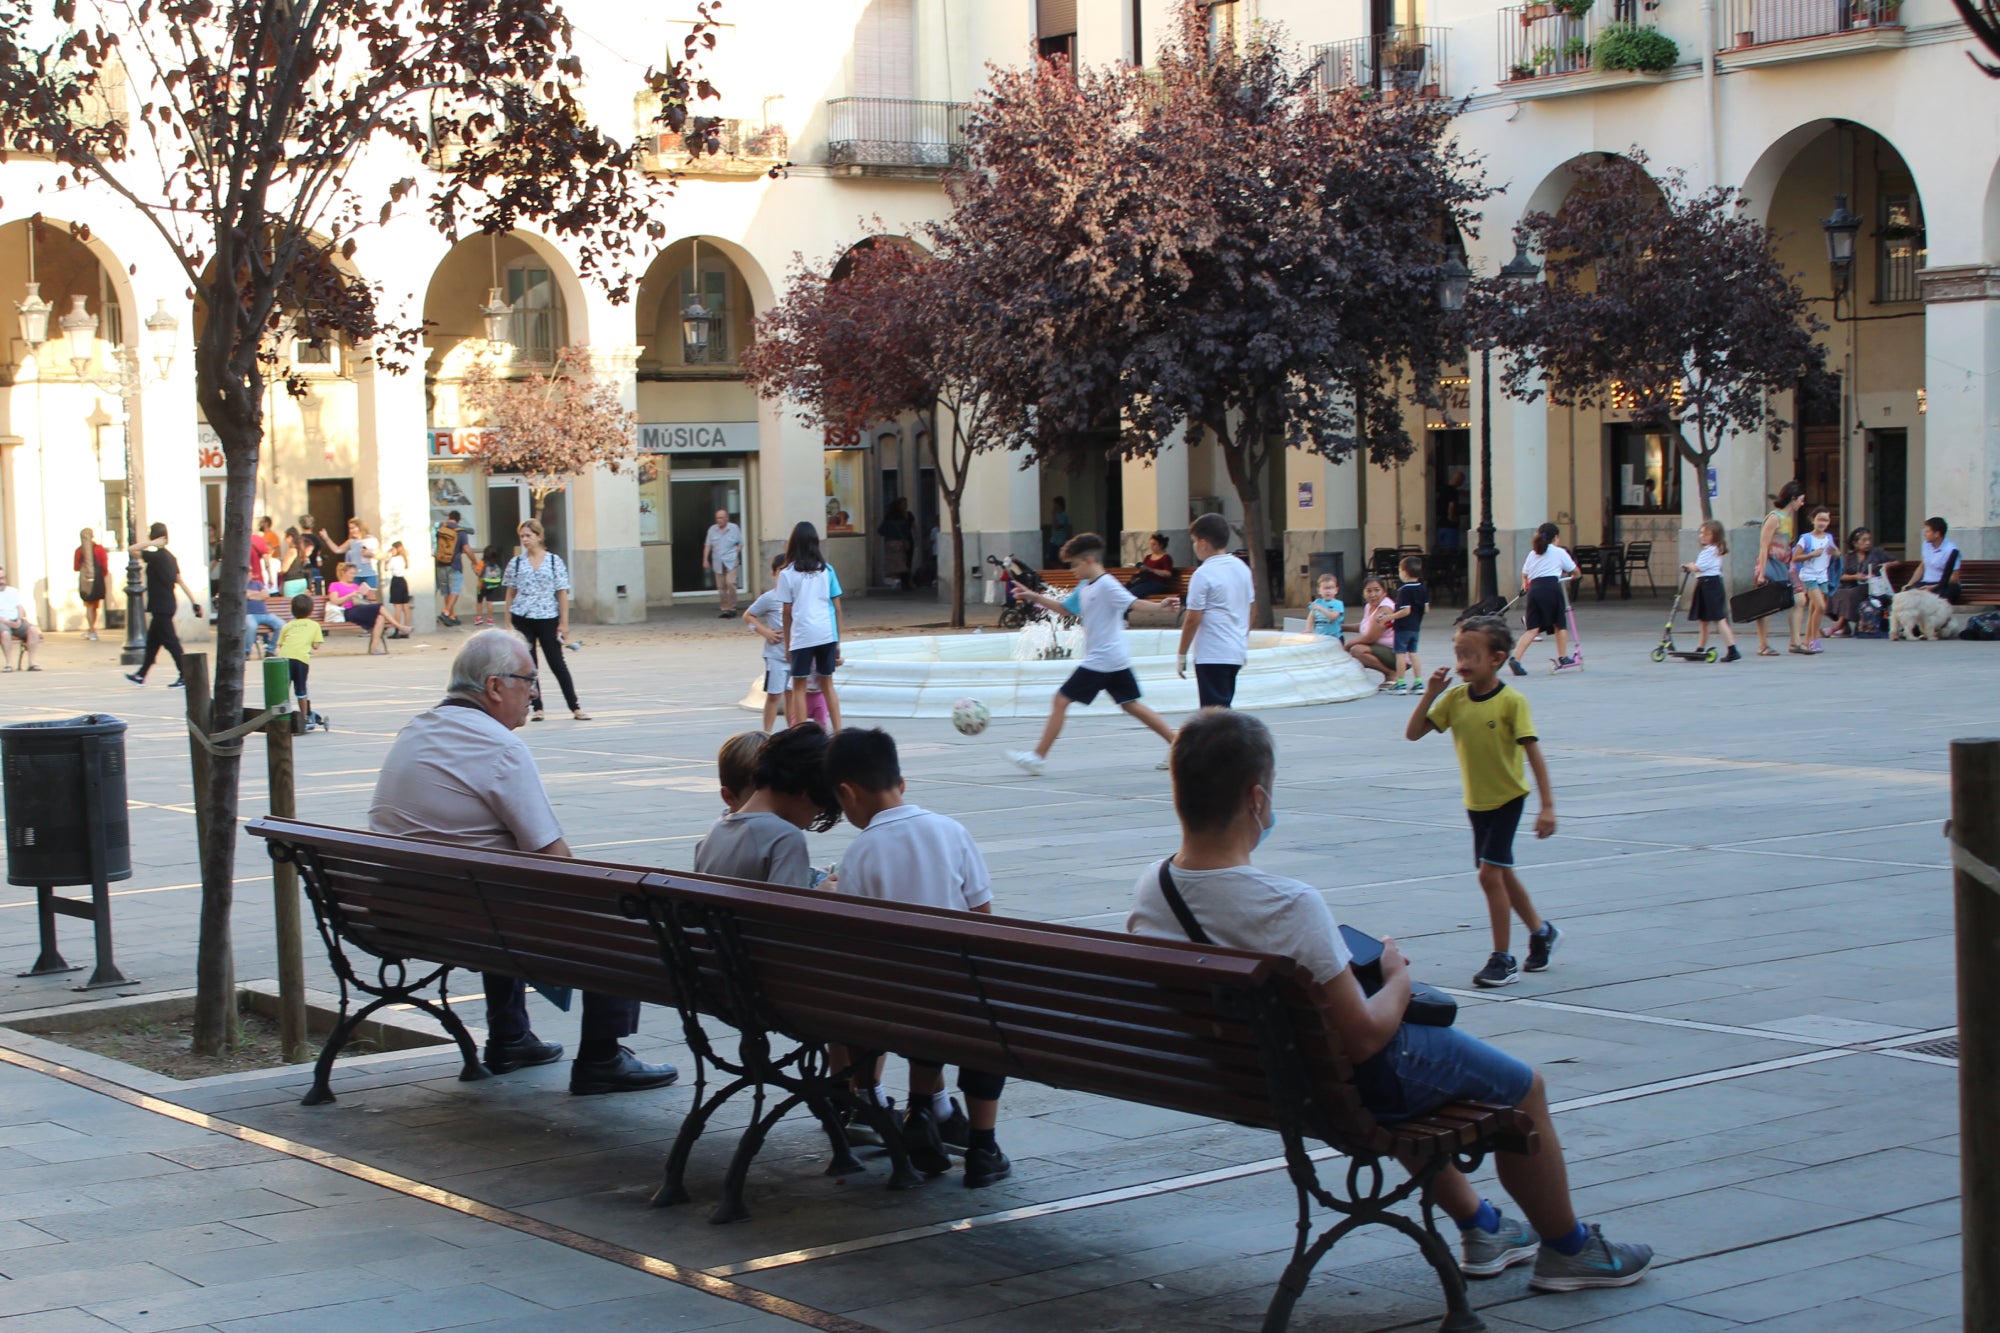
1006, 533, 1176, 776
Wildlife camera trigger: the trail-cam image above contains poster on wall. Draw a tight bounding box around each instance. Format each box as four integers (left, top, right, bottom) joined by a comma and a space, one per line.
637, 457, 664, 543
428, 469, 475, 541
824, 449, 863, 534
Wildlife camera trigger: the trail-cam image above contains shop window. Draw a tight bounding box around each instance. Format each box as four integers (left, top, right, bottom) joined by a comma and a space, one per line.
1607, 425, 1680, 515
680, 262, 731, 364
505, 259, 567, 359
825, 449, 865, 534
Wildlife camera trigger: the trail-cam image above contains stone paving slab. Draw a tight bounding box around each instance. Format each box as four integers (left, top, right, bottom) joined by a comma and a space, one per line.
0, 601, 1980, 1330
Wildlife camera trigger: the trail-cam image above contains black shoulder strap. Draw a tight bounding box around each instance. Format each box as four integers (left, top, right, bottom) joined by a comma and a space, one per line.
1155, 860, 1212, 946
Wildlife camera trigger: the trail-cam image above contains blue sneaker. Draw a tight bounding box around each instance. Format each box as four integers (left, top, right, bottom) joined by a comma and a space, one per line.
1460, 1210, 1538, 1277
1529, 1225, 1655, 1291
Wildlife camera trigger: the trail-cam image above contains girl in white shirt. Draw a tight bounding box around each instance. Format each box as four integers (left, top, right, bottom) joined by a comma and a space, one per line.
1791, 505, 1837, 654
1680, 520, 1739, 662
1509, 524, 1578, 676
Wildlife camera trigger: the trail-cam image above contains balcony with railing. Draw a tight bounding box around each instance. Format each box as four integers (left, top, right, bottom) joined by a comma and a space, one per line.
649, 118, 789, 176
825, 98, 968, 176
1717, 0, 1906, 65
1498, 0, 1685, 96
1309, 28, 1451, 100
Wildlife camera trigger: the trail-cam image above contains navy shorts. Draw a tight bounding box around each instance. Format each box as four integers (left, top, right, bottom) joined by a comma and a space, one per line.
1468, 795, 1526, 868
1351, 1023, 1535, 1123
790, 642, 838, 680
1392, 627, 1422, 655
1194, 662, 1240, 708
1061, 666, 1142, 706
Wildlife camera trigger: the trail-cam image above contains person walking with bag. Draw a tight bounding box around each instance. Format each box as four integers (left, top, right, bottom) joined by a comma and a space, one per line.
1751, 481, 1806, 657
503, 518, 589, 721
74, 528, 108, 641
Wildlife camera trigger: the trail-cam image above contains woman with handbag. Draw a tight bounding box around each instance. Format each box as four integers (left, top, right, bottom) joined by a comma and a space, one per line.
503, 518, 590, 721
1129, 709, 1655, 1292
1749, 480, 1806, 656
1827, 526, 1888, 638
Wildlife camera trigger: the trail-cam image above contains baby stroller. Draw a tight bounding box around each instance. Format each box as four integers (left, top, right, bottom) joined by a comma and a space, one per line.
990, 554, 1074, 630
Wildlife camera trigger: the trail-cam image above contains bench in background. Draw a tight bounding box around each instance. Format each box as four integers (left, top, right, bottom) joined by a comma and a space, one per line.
1883, 559, 2000, 610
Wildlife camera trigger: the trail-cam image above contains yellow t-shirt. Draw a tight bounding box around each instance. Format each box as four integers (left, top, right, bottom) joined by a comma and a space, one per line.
1427, 681, 1537, 811
276, 618, 323, 664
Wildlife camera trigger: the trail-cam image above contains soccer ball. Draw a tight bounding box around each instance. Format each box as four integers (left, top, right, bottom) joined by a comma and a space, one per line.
951, 698, 991, 736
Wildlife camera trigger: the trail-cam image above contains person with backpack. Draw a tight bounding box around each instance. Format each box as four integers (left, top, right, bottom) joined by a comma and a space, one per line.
434, 510, 472, 626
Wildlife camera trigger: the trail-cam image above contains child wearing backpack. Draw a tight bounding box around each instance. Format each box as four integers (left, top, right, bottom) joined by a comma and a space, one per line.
476, 545, 505, 626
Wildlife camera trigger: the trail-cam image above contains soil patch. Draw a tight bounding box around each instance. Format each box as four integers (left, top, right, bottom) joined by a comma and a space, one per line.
8, 995, 430, 1080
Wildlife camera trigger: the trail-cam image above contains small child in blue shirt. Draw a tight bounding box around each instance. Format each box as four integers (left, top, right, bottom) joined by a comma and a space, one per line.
1308, 573, 1345, 644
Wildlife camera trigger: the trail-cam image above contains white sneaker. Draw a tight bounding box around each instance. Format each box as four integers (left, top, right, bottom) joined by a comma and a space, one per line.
1007, 750, 1046, 777
1154, 756, 1172, 771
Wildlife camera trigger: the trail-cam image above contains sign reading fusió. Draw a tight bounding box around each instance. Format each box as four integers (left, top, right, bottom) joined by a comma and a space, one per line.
638, 422, 757, 455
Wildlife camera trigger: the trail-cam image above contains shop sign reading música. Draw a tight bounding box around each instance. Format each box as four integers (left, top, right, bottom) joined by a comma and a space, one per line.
638, 422, 756, 455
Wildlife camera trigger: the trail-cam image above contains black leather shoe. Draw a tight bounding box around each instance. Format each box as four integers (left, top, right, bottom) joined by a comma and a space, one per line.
484, 1033, 563, 1074
964, 1144, 1012, 1188
569, 1046, 680, 1096
900, 1103, 952, 1176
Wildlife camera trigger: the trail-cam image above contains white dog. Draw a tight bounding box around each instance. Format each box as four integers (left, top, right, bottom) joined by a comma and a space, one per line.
1889, 589, 1957, 641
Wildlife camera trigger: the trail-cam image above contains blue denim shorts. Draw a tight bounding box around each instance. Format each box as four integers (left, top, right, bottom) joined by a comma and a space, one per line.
1393, 627, 1422, 655
1351, 1023, 1535, 1123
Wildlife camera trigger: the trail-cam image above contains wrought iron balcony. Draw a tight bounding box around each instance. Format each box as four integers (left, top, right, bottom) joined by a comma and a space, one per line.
825, 97, 968, 175
1719, 0, 1902, 48
1310, 29, 1451, 99
1498, 0, 1639, 81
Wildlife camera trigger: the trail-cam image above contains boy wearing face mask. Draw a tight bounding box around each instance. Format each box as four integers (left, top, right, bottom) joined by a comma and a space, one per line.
1407, 616, 1560, 990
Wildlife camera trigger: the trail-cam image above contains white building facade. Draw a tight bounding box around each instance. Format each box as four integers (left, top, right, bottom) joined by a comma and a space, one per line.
0, 0, 1987, 630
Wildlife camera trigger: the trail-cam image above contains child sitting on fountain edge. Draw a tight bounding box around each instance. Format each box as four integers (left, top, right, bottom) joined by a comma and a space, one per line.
1005, 532, 1177, 777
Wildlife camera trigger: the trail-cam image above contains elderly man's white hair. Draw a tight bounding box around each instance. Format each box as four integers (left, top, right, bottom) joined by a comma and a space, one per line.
447, 629, 530, 699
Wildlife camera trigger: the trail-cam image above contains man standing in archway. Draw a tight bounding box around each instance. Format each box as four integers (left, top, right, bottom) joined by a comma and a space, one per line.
703, 508, 743, 619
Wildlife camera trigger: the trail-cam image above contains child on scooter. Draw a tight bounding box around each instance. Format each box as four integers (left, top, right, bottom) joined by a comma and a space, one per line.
1682, 521, 1740, 663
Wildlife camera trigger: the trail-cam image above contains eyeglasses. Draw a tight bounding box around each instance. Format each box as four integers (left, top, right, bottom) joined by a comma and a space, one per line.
497, 672, 538, 688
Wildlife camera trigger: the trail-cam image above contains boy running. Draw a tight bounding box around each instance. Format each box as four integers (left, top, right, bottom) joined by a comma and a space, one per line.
1006, 533, 1176, 776
1406, 616, 1560, 988
827, 727, 1012, 1187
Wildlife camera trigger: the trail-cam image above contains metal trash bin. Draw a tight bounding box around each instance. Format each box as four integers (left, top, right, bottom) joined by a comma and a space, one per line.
0, 714, 133, 987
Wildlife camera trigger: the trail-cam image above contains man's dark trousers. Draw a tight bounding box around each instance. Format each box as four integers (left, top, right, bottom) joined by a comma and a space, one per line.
483, 974, 639, 1043
139, 612, 185, 679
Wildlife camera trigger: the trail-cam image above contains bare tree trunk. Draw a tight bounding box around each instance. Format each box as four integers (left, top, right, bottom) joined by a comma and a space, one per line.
947, 495, 967, 629
1677, 426, 1716, 524
192, 423, 259, 1055
1220, 423, 1277, 629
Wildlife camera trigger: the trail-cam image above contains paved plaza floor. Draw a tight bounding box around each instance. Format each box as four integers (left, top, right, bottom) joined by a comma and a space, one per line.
0, 592, 1977, 1331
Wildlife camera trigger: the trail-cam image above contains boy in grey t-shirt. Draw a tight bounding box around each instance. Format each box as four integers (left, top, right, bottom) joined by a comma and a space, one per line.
692, 725, 841, 888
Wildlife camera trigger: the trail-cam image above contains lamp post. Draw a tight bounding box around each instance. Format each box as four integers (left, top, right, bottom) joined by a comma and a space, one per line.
52, 295, 180, 665
1820, 194, 1862, 314
681, 238, 713, 363
1437, 241, 1542, 606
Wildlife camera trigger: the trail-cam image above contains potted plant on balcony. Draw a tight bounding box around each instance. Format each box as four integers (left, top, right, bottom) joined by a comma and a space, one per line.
1594, 23, 1679, 70
1554, 0, 1595, 18
1509, 58, 1541, 78
1562, 35, 1592, 68
1531, 43, 1561, 72
1521, 2, 1554, 24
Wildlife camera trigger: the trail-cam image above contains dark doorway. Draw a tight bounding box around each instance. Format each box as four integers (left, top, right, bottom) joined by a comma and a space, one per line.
1866, 429, 1908, 552
916, 465, 940, 586
1796, 373, 1842, 533
306, 478, 354, 544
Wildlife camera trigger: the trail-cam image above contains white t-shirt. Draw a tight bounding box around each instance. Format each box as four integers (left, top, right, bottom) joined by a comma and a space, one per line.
1521, 545, 1576, 581
777, 566, 836, 649
1795, 532, 1836, 582
385, 552, 408, 580
0, 587, 23, 623
368, 702, 563, 853
744, 588, 788, 665
837, 804, 992, 911
1694, 545, 1722, 577
1127, 859, 1353, 985
353, 535, 380, 576
1185, 553, 1255, 666
1059, 573, 1136, 672
1921, 537, 1961, 583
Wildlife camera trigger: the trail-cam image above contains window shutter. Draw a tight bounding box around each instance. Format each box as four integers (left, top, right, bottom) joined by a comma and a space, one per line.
854, 0, 914, 100
1037, 0, 1078, 37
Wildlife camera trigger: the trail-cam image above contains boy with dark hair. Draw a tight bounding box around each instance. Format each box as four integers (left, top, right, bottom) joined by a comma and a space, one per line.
1904, 516, 1962, 603
825, 727, 1012, 1187
1131, 709, 1652, 1293
1386, 554, 1430, 694
1005, 533, 1176, 776
695, 724, 839, 887
1177, 512, 1254, 707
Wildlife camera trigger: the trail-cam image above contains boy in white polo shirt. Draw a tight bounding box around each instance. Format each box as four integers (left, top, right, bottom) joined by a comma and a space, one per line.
827, 727, 1012, 1188
1005, 532, 1176, 777
1177, 512, 1255, 708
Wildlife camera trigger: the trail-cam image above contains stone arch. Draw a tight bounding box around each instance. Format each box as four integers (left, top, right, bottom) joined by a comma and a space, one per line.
632, 234, 774, 374
422, 229, 590, 378
0, 213, 143, 363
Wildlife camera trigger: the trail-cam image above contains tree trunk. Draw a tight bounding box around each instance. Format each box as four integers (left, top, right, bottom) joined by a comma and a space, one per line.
1676, 426, 1716, 524
1220, 424, 1277, 629
191, 416, 259, 1056
947, 494, 967, 629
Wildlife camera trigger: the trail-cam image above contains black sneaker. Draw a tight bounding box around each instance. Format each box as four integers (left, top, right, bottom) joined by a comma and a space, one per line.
1473, 951, 1520, 988
900, 1103, 952, 1176
964, 1144, 1012, 1188
934, 1100, 970, 1153
125, 672, 145, 685
1722, 645, 1741, 662
1525, 923, 1561, 973
838, 1096, 888, 1147
168, 677, 186, 689
1507, 657, 1527, 677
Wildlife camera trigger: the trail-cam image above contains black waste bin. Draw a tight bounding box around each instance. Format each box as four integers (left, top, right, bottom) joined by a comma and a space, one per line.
1, 714, 133, 987
1, 714, 132, 887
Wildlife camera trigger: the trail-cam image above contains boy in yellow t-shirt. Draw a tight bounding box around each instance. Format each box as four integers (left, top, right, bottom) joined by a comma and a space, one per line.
276, 594, 327, 732
1405, 616, 1559, 989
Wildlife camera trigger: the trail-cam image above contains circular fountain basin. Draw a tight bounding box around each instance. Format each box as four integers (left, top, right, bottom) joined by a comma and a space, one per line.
740, 629, 1375, 719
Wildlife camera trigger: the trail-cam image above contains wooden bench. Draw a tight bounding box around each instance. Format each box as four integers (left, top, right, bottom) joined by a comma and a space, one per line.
247, 816, 1537, 1333
1883, 559, 2000, 610
261, 591, 368, 634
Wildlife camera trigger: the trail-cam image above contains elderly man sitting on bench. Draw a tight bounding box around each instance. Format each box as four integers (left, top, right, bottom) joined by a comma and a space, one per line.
369, 629, 679, 1096
1130, 708, 1655, 1293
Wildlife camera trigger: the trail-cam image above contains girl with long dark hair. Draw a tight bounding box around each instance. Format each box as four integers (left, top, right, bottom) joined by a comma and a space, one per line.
777, 521, 843, 730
